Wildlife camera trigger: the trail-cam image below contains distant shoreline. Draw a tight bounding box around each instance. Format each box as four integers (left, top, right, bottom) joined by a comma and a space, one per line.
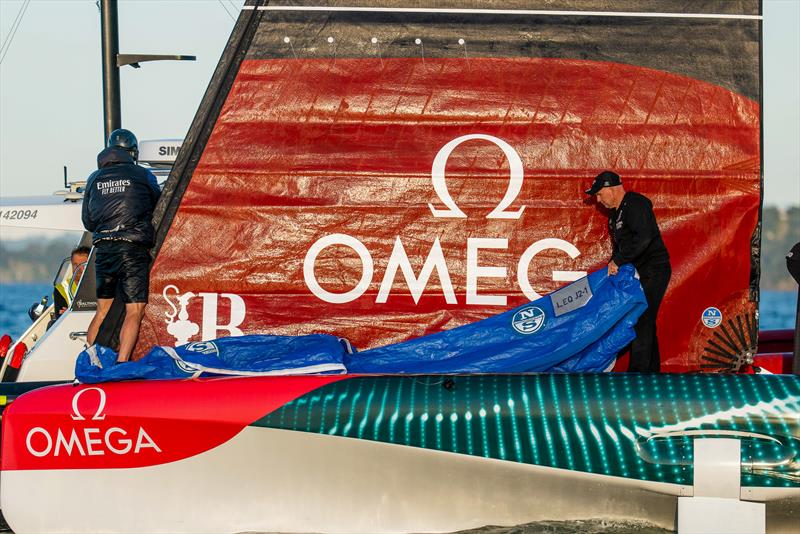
1, 206, 797, 289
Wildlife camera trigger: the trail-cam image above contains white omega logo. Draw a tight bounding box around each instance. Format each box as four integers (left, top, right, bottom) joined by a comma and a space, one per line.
428, 134, 526, 220
25, 386, 163, 458
302, 134, 586, 305
71, 387, 107, 421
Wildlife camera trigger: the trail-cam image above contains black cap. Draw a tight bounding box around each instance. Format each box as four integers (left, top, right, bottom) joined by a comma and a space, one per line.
585, 170, 622, 195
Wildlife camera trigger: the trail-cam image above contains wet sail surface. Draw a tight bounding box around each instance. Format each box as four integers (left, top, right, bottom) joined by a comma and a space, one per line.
136, 1, 762, 371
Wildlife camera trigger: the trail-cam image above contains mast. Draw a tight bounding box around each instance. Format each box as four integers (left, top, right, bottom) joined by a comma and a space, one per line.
98, 0, 195, 145
100, 0, 121, 144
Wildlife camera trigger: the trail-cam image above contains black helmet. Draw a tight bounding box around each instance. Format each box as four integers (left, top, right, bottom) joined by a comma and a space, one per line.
107, 128, 138, 161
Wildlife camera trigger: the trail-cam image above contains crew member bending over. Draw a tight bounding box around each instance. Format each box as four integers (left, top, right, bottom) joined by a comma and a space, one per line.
82, 129, 160, 362
585, 171, 671, 372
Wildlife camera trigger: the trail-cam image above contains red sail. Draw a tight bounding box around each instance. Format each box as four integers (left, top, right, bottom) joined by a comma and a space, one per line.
139, 4, 761, 372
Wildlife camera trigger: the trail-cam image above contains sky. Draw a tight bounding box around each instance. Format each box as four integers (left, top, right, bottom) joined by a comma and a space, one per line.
0, 0, 798, 209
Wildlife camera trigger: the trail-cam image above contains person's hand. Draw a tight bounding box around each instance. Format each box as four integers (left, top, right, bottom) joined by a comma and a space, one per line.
608, 260, 619, 276
59, 307, 67, 314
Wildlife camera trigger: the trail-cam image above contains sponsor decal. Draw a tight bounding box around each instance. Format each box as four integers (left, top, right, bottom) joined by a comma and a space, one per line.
184, 341, 220, 355
163, 285, 246, 346
302, 134, 587, 306
428, 134, 525, 220
701, 307, 723, 328
73, 299, 97, 310
158, 135, 588, 344
1, 376, 346, 471
97, 178, 131, 195
511, 306, 546, 334
25, 387, 161, 459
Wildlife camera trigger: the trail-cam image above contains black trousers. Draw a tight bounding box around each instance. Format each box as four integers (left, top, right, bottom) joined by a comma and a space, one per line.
629, 265, 671, 373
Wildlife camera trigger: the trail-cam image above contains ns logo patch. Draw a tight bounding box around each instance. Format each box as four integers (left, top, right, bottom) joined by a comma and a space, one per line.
511, 306, 546, 335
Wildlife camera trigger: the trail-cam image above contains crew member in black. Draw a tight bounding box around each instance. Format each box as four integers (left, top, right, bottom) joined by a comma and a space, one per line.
586, 171, 671, 372
82, 129, 161, 363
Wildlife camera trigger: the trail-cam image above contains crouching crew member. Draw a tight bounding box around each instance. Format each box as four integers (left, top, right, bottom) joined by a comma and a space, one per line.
585, 170, 671, 372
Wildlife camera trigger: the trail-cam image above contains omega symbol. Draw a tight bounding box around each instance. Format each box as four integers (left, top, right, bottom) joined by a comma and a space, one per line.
71, 387, 107, 421
428, 134, 526, 220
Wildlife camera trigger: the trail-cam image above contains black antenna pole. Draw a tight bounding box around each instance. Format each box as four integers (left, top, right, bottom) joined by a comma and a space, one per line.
100, 0, 121, 144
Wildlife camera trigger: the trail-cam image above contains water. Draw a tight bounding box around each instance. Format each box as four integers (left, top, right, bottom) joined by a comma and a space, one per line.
0, 283, 51, 340
760, 289, 799, 330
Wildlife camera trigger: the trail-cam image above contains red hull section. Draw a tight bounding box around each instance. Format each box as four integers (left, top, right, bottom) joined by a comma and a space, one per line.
140, 58, 760, 372
1, 376, 344, 471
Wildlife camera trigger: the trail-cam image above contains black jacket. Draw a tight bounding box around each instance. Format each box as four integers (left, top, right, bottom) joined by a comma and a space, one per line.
82, 147, 161, 246
608, 191, 670, 274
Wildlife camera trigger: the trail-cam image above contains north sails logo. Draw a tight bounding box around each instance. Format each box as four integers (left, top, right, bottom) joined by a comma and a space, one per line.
701, 307, 723, 328
184, 341, 219, 355
25, 388, 161, 458
511, 306, 546, 334
303, 134, 587, 305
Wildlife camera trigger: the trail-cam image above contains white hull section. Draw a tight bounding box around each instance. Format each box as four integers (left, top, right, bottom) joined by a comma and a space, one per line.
14, 310, 92, 382
0, 198, 84, 233
3, 425, 795, 534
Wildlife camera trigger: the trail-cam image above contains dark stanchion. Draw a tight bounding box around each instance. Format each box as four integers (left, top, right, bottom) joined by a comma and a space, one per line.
794, 287, 800, 375
786, 242, 800, 375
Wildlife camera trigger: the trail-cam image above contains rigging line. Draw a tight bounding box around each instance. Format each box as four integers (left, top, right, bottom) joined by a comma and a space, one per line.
0, 0, 31, 67
0, 0, 30, 60
217, 0, 235, 21
243, 5, 763, 20
0, 0, 27, 54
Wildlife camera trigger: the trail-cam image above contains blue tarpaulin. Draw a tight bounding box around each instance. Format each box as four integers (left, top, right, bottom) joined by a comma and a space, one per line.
75, 334, 349, 384
75, 266, 646, 383
346, 264, 646, 373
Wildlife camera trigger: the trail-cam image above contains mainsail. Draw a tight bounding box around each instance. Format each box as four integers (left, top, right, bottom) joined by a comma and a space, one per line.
135, 1, 762, 372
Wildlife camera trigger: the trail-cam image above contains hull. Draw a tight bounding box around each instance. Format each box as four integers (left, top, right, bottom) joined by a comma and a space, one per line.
2, 373, 798, 533
0, 429, 688, 533
0, 196, 84, 233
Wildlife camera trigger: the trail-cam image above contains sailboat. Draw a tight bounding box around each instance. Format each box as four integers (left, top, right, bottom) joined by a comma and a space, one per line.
0, 139, 182, 382
0, 1, 797, 533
